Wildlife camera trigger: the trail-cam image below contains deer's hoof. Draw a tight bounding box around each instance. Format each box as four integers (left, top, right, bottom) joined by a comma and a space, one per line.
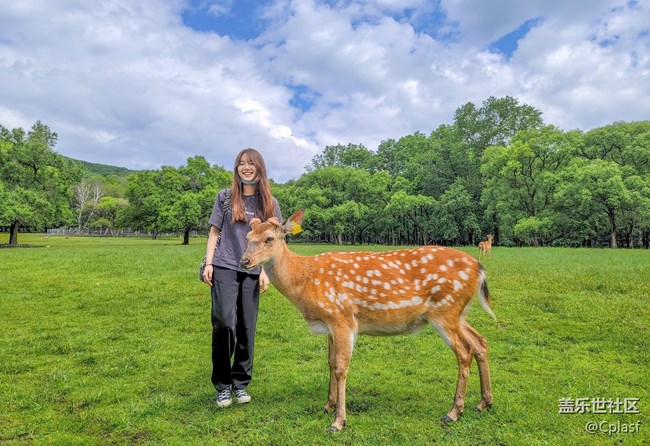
474, 402, 493, 412
327, 419, 346, 433
440, 415, 454, 423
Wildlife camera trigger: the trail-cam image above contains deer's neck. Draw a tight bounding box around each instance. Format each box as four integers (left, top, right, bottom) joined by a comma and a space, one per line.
263, 244, 313, 304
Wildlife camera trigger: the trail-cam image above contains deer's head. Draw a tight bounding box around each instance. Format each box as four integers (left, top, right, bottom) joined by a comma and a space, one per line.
239, 210, 304, 270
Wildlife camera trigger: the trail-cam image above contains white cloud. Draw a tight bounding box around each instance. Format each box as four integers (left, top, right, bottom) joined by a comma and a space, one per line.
0, 0, 648, 182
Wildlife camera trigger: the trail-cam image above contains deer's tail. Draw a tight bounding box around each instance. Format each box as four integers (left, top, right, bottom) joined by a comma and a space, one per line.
477, 265, 497, 320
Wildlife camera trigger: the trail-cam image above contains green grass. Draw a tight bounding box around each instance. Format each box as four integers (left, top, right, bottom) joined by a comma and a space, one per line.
1, 233, 648, 445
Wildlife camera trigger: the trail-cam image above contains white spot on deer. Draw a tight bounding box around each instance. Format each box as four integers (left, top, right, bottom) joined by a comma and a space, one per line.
438, 277, 447, 284
439, 265, 448, 272
420, 267, 426, 274
325, 308, 333, 314
370, 289, 377, 295
374, 269, 381, 277
458, 271, 469, 281
319, 268, 324, 273
405, 263, 412, 271
314, 279, 320, 285
343, 281, 355, 289
430, 285, 441, 294
354, 263, 360, 269
411, 259, 418, 267
453, 280, 463, 291
447, 259, 455, 267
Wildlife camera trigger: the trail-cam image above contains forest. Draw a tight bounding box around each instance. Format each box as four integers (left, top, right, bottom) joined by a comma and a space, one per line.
2, 96, 649, 248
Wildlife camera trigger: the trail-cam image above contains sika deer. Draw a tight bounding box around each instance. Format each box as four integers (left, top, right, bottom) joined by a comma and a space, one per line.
478, 234, 494, 259
240, 210, 496, 432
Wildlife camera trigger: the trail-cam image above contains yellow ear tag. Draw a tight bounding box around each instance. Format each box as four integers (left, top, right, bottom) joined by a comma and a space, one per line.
290, 222, 302, 235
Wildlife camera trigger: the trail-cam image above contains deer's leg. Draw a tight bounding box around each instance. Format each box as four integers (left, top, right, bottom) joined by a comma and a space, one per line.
328, 328, 354, 433
439, 321, 473, 423
324, 334, 337, 414
463, 322, 493, 412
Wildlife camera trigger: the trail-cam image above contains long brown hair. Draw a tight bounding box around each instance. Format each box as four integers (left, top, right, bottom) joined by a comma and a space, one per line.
230, 148, 276, 222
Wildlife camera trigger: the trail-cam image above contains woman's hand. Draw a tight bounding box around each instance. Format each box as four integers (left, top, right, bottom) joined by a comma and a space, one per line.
260, 270, 270, 294
202, 264, 213, 286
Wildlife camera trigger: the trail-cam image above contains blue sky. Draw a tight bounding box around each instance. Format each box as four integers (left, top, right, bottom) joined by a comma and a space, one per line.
1, 0, 648, 182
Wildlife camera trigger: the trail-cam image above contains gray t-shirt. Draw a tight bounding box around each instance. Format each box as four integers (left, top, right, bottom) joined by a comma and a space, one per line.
209, 188, 282, 275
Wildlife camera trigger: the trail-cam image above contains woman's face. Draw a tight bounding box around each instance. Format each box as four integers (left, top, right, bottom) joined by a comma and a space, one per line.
238, 153, 258, 183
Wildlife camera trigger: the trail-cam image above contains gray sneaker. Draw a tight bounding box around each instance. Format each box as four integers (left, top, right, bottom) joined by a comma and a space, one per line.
234, 388, 251, 404
216, 386, 232, 408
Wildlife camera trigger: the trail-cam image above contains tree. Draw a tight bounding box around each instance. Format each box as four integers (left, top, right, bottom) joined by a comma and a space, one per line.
481, 126, 578, 245
555, 159, 632, 248
305, 143, 374, 172
73, 177, 103, 232
0, 122, 81, 244
121, 156, 230, 243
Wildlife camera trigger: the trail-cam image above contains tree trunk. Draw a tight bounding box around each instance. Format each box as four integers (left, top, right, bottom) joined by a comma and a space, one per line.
183, 229, 190, 245
9, 220, 19, 245
608, 210, 618, 248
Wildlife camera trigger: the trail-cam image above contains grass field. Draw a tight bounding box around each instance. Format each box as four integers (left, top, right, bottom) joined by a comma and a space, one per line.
1, 233, 648, 445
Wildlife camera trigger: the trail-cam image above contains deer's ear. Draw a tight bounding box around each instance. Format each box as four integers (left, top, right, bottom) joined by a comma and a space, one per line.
267, 217, 281, 228
282, 210, 304, 235
250, 218, 262, 228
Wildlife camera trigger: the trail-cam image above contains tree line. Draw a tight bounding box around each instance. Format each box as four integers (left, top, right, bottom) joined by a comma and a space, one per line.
2, 96, 649, 248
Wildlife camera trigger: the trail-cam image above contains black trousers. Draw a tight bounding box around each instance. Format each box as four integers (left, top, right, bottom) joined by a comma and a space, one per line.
211, 266, 260, 392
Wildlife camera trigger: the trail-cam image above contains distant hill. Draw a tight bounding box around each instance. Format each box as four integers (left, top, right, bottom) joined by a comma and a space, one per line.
64, 157, 138, 177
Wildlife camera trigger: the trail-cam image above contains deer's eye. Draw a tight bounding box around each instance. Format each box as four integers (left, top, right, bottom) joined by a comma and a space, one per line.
265, 236, 274, 243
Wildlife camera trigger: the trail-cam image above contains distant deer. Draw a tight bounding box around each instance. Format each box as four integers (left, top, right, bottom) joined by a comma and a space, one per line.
240, 210, 496, 432
478, 234, 494, 259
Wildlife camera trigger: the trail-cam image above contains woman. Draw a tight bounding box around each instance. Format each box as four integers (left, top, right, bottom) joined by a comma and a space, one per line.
202, 148, 282, 408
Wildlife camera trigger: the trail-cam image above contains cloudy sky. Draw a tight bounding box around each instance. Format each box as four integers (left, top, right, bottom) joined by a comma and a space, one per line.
1, 0, 648, 182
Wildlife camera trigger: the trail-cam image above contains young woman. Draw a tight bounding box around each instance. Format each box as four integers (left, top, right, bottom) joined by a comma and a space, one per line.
202, 148, 282, 407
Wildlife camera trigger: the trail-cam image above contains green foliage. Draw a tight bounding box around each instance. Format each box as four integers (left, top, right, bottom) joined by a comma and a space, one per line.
120, 156, 231, 243
3, 101, 650, 248
0, 122, 82, 244
67, 157, 138, 178
1, 235, 648, 444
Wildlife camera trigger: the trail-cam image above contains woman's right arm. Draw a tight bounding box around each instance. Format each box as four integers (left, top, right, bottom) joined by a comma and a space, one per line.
202, 225, 220, 285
